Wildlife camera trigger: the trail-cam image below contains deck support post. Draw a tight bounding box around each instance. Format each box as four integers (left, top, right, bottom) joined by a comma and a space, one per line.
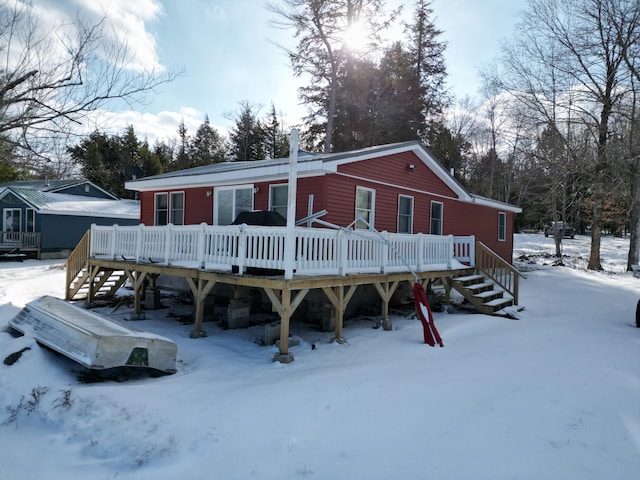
125, 270, 148, 320
322, 285, 357, 343
263, 285, 310, 363
85, 265, 101, 307
186, 276, 217, 338
373, 280, 400, 330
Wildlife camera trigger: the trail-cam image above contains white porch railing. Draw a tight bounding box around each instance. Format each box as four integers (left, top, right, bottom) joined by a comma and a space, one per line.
90, 223, 475, 276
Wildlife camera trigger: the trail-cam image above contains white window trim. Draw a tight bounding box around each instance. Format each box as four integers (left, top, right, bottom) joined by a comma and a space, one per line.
397, 194, 414, 234
498, 211, 506, 242
430, 200, 443, 235
154, 192, 168, 226
213, 184, 255, 225
169, 191, 185, 225
269, 184, 288, 217
355, 186, 375, 230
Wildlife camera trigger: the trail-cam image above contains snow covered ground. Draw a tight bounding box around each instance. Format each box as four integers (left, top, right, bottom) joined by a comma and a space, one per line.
0, 233, 639, 480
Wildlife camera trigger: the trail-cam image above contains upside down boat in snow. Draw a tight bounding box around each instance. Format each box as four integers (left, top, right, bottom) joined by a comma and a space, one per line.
9, 296, 177, 373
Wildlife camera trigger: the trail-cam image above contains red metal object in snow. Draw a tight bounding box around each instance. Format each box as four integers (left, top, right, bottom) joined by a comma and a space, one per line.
413, 283, 444, 347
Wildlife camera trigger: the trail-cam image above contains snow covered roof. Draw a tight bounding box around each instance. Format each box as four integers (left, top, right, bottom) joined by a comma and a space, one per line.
0, 178, 118, 199
0, 187, 139, 219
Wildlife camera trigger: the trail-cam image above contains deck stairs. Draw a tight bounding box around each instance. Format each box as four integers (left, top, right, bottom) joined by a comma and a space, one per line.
449, 273, 515, 316
67, 266, 128, 301
65, 230, 128, 301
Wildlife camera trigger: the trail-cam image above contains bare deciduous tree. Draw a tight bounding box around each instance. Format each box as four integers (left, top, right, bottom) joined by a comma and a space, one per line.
0, 1, 179, 173
487, 0, 639, 270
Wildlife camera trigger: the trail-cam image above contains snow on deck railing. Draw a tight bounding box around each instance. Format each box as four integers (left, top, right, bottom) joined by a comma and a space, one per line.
90, 223, 474, 276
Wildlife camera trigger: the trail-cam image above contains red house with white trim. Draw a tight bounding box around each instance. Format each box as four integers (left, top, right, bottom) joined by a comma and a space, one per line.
125, 141, 522, 263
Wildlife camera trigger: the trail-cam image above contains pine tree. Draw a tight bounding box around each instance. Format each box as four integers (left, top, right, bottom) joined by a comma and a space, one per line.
404, 0, 449, 125
228, 102, 265, 161
174, 119, 191, 170
263, 104, 289, 159
192, 115, 226, 165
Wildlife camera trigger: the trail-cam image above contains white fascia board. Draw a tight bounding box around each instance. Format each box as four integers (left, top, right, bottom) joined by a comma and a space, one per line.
126, 159, 327, 192
471, 195, 523, 213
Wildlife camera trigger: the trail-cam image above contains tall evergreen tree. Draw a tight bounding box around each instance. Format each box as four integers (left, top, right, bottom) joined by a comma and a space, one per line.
228, 102, 265, 161
268, 0, 398, 153
263, 104, 290, 159
192, 115, 227, 165
405, 0, 449, 124
174, 119, 191, 170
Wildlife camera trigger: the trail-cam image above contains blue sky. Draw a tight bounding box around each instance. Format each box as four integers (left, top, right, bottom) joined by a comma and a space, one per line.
26, 0, 527, 143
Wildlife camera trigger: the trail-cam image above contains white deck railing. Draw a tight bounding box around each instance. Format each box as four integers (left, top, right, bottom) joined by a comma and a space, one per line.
90, 223, 475, 277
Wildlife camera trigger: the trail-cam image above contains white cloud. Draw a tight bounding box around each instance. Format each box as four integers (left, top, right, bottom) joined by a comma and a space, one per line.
4, 0, 165, 73
78, 107, 225, 146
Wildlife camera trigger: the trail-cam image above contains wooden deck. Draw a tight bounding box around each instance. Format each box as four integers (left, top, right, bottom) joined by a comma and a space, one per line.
65, 224, 522, 363
0, 231, 41, 259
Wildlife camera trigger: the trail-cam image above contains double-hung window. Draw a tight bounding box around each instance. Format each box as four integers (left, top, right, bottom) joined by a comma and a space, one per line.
154, 192, 185, 226
215, 185, 254, 225
355, 187, 375, 230
430, 201, 443, 235
397, 195, 414, 234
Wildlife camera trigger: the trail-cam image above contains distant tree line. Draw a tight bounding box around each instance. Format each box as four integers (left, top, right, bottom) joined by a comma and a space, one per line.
67, 105, 290, 198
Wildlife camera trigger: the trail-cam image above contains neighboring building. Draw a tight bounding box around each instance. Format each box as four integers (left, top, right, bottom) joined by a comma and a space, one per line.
0, 179, 139, 258
125, 141, 522, 263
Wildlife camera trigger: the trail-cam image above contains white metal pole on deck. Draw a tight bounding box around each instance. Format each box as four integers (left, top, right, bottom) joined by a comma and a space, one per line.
284, 129, 299, 279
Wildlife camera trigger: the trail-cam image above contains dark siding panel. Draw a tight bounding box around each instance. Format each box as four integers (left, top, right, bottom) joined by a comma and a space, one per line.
56, 184, 114, 199
40, 215, 137, 250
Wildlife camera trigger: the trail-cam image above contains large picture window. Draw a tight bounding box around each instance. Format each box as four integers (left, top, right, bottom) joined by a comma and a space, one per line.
355, 187, 375, 229
397, 195, 414, 234
498, 212, 506, 241
269, 184, 288, 219
215, 186, 254, 225
430, 201, 443, 235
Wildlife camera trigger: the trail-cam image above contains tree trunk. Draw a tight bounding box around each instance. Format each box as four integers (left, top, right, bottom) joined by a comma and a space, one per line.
324, 66, 338, 154
588, 185, 604, 270
628, 156, 640, 270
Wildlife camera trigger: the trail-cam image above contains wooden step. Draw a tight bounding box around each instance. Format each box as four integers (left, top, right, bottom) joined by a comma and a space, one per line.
473, 289, 504, 303
464, 281, 494, 294
453, 274, 485, 286
482, 297, 514, 312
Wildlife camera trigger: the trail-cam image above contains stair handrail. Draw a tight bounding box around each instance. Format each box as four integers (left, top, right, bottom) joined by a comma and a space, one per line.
65, 229, 91, 300
475, 241, 526, 305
